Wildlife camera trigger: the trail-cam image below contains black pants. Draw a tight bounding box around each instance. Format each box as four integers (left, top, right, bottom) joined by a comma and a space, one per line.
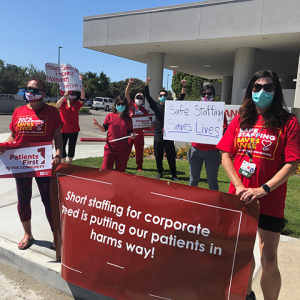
62, 132, 79, 158
154, 132, 176, 175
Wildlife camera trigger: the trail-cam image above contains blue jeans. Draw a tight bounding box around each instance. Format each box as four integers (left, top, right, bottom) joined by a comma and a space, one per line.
188, 146, 220, 191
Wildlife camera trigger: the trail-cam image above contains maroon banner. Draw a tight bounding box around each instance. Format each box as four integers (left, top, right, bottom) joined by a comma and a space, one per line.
51, 164, 259, 300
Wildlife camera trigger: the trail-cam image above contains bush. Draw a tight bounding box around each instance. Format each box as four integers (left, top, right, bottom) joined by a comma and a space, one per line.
79, 107, 91, 115
175, 144, 191, 159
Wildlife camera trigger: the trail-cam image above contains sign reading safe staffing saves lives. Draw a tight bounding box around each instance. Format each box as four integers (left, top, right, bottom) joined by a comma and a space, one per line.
164, 100, 225, 145
51, 164, 259, 300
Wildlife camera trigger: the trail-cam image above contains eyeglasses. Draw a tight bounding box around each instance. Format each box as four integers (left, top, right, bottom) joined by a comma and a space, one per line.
117, 102, 126, 106
159, 94, 167, 97
26, 87, 40, 94
252, 83, 276, 93
201, 93, 213, 97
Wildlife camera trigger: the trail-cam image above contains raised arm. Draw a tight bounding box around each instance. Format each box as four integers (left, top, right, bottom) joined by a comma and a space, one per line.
125, 78, 135, 110
144, 78, 156, 108
177, 79, 187, 100
56, 91, 68, 109
79, 75, 85, 104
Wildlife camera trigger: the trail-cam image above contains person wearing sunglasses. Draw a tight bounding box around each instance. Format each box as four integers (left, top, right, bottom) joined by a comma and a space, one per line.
188, 84, 228, 190
0, 78, 62, 251
56, 77, 85, 164
93, 95, 135, 172
144, 77, 186, 181
125, 78, 153, 171
217, 70, 300, 300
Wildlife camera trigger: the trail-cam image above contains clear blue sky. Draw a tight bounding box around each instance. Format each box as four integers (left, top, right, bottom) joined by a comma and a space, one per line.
1, 0, 202, 91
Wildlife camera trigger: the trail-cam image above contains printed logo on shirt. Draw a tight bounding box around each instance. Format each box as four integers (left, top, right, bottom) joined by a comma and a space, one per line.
15, 115, 47, 136
235, 126, 281, 160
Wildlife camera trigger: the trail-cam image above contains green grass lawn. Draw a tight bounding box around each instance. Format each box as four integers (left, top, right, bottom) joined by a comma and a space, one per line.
73, 157, 300, 238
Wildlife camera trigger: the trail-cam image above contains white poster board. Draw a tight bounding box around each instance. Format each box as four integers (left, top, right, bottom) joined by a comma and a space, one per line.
45, 63, 82, 91
132, 114, 155, 129
164, 101, 225, 145
0, 143, 53, 178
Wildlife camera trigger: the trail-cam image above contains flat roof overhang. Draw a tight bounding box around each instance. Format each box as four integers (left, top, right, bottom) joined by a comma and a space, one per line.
83, 0, 300, 79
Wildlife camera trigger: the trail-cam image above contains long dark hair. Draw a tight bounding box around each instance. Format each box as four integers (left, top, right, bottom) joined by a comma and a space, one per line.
112, 95, 129, 115
239, 70, 292, 129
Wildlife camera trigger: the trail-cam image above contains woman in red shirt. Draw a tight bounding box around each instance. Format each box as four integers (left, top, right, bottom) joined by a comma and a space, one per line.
56, 79, 85, 164
93, 95, 135, 172
125, 78, 150, 171
217, 70, 300, 300
188, 84, 227, 190
0, 78, 62, 251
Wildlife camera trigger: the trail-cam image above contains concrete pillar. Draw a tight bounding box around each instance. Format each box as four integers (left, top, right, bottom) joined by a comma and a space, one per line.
231, 48, 256, 105
293, 53, 300, 121
145, 52, 164, 111
280, 75, 294, 89
221, 76, 233, 104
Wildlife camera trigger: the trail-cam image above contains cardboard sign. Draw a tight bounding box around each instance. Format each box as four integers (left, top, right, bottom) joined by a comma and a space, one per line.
45, 63, 82, 91
0, 142, 52, 178
132, 114, 155, 130
50, 164, 259, 300
164, 101, 225, 145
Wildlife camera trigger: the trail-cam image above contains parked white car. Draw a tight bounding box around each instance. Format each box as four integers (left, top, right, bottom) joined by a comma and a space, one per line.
92, 97, 114, 111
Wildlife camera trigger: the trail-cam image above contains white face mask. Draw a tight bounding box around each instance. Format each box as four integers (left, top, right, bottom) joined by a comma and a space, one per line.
135, 99, 143, 106
69, 94, 77, 100
201, 96, 214, 102
25, 92, 43, 102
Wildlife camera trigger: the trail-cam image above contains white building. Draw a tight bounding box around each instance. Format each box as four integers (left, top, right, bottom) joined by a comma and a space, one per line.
83, 0, 300, 118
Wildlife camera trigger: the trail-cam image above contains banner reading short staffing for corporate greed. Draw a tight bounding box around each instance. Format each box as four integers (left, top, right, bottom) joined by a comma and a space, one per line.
50, 164, 259, 300
164, 100, 225, 145
0, 142, 52, 178
45, 63, 82, 92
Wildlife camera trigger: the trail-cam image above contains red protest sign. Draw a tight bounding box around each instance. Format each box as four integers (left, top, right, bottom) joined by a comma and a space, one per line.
132, 114, 155, 130
0, 142, 52, 178
50, 164, 259, 300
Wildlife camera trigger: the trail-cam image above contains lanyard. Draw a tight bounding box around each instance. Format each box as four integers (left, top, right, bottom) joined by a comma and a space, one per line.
246, 127, 263, 162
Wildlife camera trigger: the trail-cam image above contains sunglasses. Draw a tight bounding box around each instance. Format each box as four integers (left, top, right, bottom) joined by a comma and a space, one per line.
136, 96, 143, 100
159, 94, 167, 97
117, 102, 126, 106
201, 93, 213, 97
252, 83, 276, 93
26, 87, 41, 94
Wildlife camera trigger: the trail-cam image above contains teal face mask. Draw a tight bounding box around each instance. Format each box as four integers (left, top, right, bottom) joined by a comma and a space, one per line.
116, 104, 126, 112
252, 90, 274, 108
159, 96, 167, 103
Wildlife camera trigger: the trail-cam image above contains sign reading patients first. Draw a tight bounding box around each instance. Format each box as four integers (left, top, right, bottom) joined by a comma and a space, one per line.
45, 63, 82, 92
164, 101, 225, 145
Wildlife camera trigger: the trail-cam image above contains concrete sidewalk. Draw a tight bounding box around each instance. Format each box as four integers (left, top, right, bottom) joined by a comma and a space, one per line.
0, 132, 299, 299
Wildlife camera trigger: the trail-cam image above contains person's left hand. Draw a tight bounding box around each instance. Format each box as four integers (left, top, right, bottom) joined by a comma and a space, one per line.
150, 122, 155, 129
181, 79, 187, 86
52, 155, 61, 166
130, 133, 136, 139
239, 187, 267, 205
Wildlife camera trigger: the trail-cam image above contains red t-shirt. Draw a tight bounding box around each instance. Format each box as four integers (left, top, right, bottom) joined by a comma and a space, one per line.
217, 115, 300, 218
192, 114, 228, 151
9, 104, 62, 143
59, 99, 83, 133
104, 113, 133, 153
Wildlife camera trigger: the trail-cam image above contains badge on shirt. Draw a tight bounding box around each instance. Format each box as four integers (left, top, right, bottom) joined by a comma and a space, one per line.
238, 160, 256, 178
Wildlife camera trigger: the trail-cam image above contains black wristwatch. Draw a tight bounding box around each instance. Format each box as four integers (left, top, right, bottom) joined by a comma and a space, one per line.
261, 184, 271, 194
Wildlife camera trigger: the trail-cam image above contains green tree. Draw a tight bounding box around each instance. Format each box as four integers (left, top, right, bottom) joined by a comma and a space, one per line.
109, 78, 144, 100
171, 72, 206, 100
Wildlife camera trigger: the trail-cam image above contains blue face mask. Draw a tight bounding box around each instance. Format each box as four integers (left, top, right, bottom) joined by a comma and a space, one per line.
159, 96, 167, 103
252, 90, 274, 109
116, 104, 126, 112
